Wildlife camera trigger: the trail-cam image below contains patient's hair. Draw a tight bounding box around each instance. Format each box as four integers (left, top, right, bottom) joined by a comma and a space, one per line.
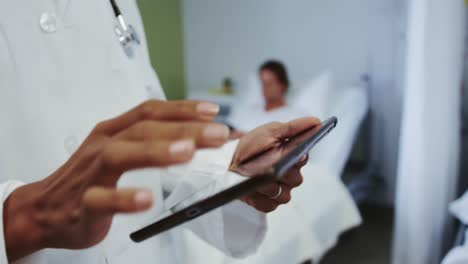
259, 60, 290, 92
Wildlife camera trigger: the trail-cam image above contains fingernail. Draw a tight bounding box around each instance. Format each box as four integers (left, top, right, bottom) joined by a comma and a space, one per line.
197, 102, 220, 116
134, 190, 152, 207
203, 124, 229, 141
169, 140, 195, 157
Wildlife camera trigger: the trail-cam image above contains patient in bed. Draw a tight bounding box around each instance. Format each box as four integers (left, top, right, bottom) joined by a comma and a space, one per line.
229, 60, 305, 137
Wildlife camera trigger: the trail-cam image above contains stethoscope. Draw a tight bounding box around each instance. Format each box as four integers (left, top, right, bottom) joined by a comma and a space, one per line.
109, 0, 140, 58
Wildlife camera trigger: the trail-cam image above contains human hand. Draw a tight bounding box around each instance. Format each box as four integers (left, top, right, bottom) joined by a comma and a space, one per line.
228, 129, 245, 140
230, 117, 320, 212
3, 100, 229, 261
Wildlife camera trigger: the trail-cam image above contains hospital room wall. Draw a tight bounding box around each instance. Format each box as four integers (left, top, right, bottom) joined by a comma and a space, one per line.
368, 0, 407, 204
137, 0, 186, 99
459, 14, 468, 193
182, 0, 407, 204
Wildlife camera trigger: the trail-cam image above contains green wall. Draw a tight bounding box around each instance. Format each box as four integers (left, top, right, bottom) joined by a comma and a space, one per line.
137, 0, 186, 99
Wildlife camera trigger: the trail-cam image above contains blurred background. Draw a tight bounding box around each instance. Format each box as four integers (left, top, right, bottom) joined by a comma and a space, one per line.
136, 0, 468, 263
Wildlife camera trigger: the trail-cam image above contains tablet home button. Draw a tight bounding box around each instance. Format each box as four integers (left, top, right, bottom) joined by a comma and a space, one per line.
186, 207, 202, 218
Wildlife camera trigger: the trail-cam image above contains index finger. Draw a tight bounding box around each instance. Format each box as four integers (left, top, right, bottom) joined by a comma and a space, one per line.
95, 100, 220, 135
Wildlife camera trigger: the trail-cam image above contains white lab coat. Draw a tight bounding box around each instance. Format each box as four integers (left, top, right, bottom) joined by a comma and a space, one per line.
0, 0, 266, 263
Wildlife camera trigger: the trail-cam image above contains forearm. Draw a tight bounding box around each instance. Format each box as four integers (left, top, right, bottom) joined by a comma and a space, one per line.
3, 182, 46, 262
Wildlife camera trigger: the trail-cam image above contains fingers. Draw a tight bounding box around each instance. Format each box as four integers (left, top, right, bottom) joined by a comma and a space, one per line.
100, 139, 195, 173
280, 167, 304, 188
94, 100, 220, 135
83, 187, 153, 214
242, 154, 307, 213
257, 183, 292, 204
242, 193, 279, 213
243, 168, 305, 212
296, 154, 309, 168
280, 155, 307, 187
253, 165, 304, 208
270, 117, 321, 140
116, 121, 229, 148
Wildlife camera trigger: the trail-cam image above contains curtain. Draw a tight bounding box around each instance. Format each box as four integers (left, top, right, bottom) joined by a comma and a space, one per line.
392, 1, 465, 264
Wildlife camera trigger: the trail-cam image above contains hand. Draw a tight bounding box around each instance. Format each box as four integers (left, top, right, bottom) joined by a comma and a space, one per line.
3, 100, 230, 262
228, 129, 245, 140
230, 117, 320, 212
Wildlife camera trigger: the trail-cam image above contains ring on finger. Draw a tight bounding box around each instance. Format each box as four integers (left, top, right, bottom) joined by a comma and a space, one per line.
270, 185, 283, 199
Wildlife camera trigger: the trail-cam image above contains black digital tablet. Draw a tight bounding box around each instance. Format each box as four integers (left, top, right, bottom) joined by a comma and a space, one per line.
130, 117, 338, 243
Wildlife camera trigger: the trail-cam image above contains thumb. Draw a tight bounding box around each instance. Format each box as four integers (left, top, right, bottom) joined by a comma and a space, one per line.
274, 117, 321, 139
83, 187, 153, 215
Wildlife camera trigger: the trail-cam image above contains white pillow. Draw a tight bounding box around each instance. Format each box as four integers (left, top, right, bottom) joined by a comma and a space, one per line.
236, 74, 263, 107
290, 70, 335, 119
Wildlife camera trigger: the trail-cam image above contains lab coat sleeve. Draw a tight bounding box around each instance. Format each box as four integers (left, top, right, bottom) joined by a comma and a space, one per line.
0, 181, 26, 263
162, 140, 267, 258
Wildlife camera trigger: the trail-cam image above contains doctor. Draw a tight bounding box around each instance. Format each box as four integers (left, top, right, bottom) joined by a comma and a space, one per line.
0, 0, 318, 263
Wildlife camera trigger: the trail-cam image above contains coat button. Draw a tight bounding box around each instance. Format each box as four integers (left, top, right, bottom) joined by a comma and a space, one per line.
39, 12, 58, 33
64, 135, 79, 154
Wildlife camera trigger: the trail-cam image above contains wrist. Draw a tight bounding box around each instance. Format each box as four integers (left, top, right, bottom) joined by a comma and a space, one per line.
3, 182, 47, 262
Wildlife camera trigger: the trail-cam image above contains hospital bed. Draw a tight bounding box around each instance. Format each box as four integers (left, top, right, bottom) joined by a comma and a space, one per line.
441, 209, 468, 263
453, 223, 467, 248
185, 71, 371, 263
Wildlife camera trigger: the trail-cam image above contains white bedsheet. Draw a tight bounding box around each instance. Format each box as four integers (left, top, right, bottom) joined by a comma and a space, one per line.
184, 76, 368, 263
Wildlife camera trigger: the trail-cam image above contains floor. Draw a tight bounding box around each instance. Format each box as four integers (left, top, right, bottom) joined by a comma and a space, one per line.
319, 204, 394, 264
